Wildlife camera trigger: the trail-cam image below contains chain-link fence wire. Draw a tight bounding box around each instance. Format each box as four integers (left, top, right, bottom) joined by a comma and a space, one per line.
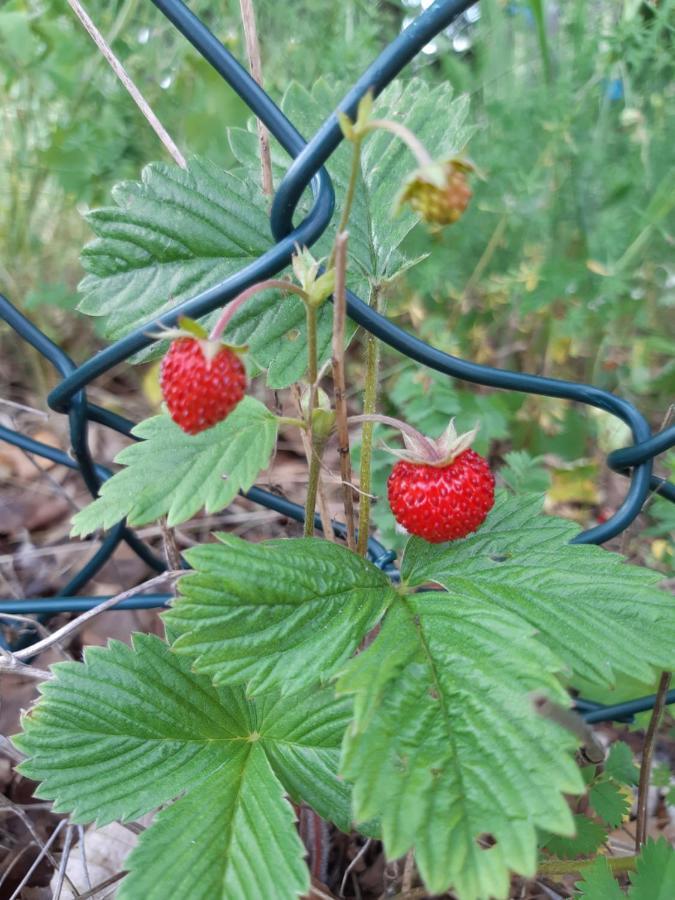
1, 0, 674, 722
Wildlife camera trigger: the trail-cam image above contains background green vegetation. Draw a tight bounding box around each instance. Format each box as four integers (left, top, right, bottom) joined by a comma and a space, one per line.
1, 0, 673, 563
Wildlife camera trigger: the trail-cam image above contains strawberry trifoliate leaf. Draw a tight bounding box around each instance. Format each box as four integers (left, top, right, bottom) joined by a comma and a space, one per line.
13, 634, 352, 900
229, 78, 470, 291
337, 593, 583, 900
165, 536, 395, 695
401, 492, 675, 689
540, 813, 608, 859
71, 396, 277, 534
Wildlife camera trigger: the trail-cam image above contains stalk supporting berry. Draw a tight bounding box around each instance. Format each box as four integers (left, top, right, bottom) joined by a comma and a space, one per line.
350, 415, 495, 544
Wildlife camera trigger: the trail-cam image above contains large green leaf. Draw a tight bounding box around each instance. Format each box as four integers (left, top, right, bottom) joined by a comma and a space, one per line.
165, 536, 395, 695
401, 492, 675, 688
71, 396, 277, 534
14, 634, 353, 900
337, 595, 582, 900
78, 156, 271, 342
77, 78, 469, 386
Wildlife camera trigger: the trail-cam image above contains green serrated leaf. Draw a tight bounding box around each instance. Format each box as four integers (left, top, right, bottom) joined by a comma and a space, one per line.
77, 79, 469, 387
337, 593, 582, 900
575, 856, 626, 900
605, 742, 640, 786
119, 745, 306, 900
71, 397, 277, 534
165, 536, 395, 696
650, 763, 671, 788
401, 493, 675, 689
629, 838, 675, 900
14, 634, 352, 899
78, 157, 271, 343
540, 813, 608, 859
589, 777, 630, 827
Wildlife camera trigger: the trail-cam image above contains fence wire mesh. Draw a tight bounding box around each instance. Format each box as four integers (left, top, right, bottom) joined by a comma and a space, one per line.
1, 0, 673, 722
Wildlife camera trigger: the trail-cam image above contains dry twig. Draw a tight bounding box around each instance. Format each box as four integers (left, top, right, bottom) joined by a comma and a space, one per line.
8, 571, 180, 664
238, 0, 273, 195
331, 232, 356, 551
66, 0, 186, 168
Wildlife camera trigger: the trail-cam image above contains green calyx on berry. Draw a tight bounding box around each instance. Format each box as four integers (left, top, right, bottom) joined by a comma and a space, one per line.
151, 317, 248, 360
382, 418, 479, 468
292, 247, 335, 308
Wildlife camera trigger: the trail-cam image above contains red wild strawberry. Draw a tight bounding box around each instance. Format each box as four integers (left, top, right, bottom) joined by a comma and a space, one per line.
385, 421, 494, 543
160, 333, 246, 435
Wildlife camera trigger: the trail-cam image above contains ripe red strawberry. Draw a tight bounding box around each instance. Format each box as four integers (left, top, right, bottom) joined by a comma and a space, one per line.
160, 335, 246, 435
385, 421, 494, 543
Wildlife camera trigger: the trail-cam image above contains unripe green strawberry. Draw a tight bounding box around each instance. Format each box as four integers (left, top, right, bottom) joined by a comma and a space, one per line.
160, 336, 246, 435
397, 158, 473, 226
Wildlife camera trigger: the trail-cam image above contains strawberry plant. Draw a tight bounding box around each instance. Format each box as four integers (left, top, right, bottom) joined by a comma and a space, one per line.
6, 22, 675, 900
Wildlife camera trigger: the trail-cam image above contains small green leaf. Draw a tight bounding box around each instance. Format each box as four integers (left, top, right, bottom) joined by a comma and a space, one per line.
650, 763, 671, 788
575, 856, 626, 900
14, 635, 352, 900
71, 397, 277, 533
401, 493, 675, 689
540, 813, 608, 859
589, 777, 630, 827
629, 838, 675, 900
605, 741, 640, 786
165, 536, 395, 695
337, 594, 582, 900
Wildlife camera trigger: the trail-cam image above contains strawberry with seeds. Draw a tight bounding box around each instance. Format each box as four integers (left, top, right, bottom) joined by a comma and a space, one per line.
159, 318, 246, 435
350, 415, 495, 543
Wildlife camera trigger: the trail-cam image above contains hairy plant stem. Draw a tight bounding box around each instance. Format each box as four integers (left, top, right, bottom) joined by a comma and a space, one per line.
328, 138, 362, 270
537, 855, 637, 877
303, 302, 321, 537
209, 279, 307, 341
364, 118, 434, 168
332, 232, 356, 551
635, 669, 672, 849
303, 436, 326, 539
356, 284, 382, 556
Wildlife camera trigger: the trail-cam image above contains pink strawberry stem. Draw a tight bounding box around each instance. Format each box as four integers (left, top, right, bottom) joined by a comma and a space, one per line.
348, 413, 440, 461
363, 119, 434, 168
209, 279, 308, 341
